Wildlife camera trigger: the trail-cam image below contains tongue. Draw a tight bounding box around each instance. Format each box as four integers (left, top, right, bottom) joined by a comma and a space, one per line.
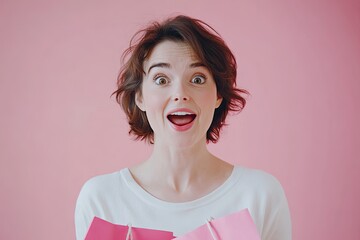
168, 115, 195, 126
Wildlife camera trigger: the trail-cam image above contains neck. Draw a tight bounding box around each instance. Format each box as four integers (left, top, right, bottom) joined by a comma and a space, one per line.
143, 138, 218, 192
128, 137, 234, 202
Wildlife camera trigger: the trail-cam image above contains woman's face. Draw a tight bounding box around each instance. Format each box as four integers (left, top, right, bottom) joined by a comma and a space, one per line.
136, 40, 222, 147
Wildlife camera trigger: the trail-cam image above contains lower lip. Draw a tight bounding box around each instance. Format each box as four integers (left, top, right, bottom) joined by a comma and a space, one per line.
168, 118, 196, 132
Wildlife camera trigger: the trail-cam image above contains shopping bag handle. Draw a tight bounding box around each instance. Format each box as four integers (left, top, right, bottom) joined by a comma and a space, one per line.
206, 219, 219, 240
126, 224, 133, 240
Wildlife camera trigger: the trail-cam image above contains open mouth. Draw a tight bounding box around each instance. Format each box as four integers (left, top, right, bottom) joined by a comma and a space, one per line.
167, 112, 196, 126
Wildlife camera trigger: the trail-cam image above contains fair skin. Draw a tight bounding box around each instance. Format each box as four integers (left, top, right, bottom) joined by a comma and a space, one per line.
130, 40, 233, 202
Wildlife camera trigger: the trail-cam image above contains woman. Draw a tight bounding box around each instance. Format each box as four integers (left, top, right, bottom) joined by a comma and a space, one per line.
75, 15, 291, 239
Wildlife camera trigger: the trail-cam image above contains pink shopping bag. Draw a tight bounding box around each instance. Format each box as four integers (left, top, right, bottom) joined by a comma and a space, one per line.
174, 209, 261, 240
85, 217, 175, 240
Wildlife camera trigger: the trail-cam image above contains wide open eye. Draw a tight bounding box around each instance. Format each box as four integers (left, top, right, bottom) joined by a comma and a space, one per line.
191, 75, 206, 84
154, 75, 169, 85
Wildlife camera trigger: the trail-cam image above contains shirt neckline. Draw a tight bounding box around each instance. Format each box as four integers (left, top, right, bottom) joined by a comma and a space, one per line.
120, 166, 243, 210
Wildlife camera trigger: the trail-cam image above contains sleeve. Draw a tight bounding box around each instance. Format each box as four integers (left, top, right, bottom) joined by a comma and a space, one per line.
74, 179, 97, 240
261, 175, 292, 240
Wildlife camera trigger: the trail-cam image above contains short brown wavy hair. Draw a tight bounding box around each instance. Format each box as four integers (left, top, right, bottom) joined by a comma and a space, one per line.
112, 15, 249, 143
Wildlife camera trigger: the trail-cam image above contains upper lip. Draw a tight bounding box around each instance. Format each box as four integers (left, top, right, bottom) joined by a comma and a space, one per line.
166, 108, 196, 116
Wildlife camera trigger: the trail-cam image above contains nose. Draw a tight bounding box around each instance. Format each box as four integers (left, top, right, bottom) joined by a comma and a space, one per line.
172, 82, 190, 102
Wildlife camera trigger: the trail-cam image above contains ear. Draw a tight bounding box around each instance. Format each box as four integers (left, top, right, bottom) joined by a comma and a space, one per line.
215, 96, 223, 109
135, 92, 146, 111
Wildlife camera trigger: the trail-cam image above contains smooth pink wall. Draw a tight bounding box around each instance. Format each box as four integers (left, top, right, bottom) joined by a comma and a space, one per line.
1, 0, 359, 239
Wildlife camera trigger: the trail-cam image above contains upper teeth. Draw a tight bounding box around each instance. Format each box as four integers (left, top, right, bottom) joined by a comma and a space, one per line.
170, 112, 192, 116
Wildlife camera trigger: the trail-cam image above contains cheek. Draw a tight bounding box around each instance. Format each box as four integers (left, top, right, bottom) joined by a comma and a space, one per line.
142, 92, 167, 126
142, 84, 164, 110
196, 88, 219, 124
197, 88, 218, 107
143, 95, 164, 112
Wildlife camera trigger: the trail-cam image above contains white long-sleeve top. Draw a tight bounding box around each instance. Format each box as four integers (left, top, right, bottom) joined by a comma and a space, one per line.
75, 166, 292, 239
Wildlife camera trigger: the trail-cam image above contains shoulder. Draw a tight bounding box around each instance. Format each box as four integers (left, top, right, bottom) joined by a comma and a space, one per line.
233, 166, 291, 239
233, 166, 289, 215
78, 171, 122, 196
75, 169, 130, 214
75, 169, 127, 240
235, 166, 285, 195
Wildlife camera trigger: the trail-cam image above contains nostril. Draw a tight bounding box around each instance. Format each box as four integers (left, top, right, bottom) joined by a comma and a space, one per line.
173, 96, 188, 101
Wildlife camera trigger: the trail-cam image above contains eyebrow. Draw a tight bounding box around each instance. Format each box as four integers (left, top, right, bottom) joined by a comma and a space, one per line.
147, 63, 171, 74
189, 62, 207, 68
147, 62, 207, 74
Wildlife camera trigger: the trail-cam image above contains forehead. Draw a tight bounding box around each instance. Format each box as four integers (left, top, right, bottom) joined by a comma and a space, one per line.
143, 40, 200, 70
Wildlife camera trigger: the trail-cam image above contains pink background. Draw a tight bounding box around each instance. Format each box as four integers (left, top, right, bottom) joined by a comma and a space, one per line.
1, 0, 359, 239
